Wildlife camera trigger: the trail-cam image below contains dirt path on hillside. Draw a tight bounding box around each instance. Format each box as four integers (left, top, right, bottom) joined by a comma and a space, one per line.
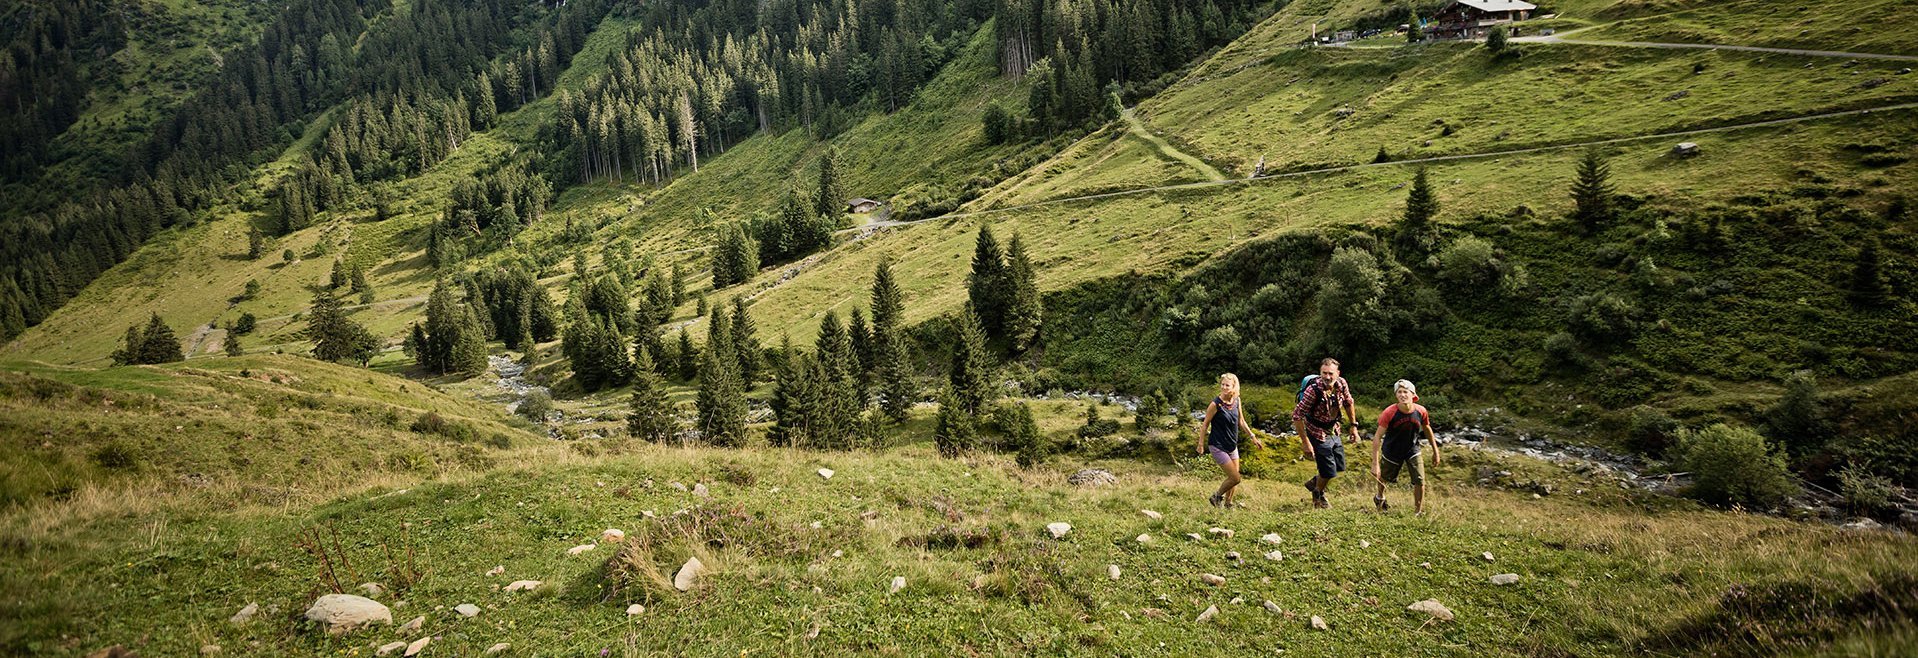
1122, 108, 1228, 181
1509, 34, 1918, 61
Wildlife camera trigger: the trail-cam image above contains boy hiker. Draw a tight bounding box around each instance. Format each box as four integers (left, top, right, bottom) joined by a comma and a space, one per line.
1371, 379, 1442, 513
1292, 358, 1359, 509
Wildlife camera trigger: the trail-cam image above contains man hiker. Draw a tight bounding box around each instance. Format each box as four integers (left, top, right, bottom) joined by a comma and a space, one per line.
1371, 379, 1442, 514
1292, 358, 1359, 508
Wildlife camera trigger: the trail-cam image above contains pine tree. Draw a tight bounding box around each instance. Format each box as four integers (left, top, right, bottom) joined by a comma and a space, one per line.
815, 312, 861, 445
731, 297, 762, 384
669, 262, 686, 305
848, 306, 873, 378
1851, 241, 1889, 307
111, 324, 145, 366
350, 262, 373, 304
949, 304, 994, 415
815, 146, 847, 221
1397, 167, 1440, 256
421, 279, 487, 374
695, 336, 747, 447
628, 346, 676, 442
967, 221, 1010, 338
307, 289, 377, 364
871, 258, 914, 422
1003, 233, 1042, 352
769, 336, 816, 448
1485, 25, 1508, 52
933, 389, 977, 457
329, 260, 348, 289
247, 225, 267, 259
676, 326, 699, 381
135, 313, 184, 364
223, 330, 244, 357
1571, 149, 1615, 233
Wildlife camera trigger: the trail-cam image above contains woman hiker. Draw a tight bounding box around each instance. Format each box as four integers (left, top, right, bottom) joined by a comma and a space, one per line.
1370, 379, 1443, 514
1197, 373, 1269, 508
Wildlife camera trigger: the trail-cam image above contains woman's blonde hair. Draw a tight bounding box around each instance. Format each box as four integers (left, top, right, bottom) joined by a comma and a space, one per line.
1219, 373, 1241, 403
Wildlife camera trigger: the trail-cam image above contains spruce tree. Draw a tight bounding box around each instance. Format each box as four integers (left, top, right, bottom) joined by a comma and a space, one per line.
967, 221, 1010, 338
350, 263, 372, 304
111, 324, 145, 366
815, 312, 861, 445
848, 306, 873, 378
1571, 149, 1615, 233
1850, 241, 1889, 307
1485, 25, 1508, 53
136, 313, 184, 364
329, 260, 348, 289
695, 335, 747, 447
731, 297, 762, 384
815, 146, 847, 222
1003, 233, 1042, 352
769, 336, 819, 448
949, 304, 994, 415
676, 326, 699, 381
871, 258, 915, 422
451, 304, 489, 373
307, 289, 376, 364
224, 330, 244, 357
247, 225, 267, 259
1397, 167, 1440, 256
628, 346, 676, 442
933, 389, 977, 457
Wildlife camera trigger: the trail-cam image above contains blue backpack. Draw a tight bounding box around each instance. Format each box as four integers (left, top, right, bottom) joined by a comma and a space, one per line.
1296, 374, 1319, 405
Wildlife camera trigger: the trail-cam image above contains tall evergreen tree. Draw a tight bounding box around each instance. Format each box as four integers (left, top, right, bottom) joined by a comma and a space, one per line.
731, 297, 762, 384
815, 146, 847, 221
1397, 167, 1440, 256
628, 345, 676, 442
1571, 149, 1615, 233
769, 335, 817, 448
307, 289, 377, 365
967, 221, 1010, 338
420, 279, 486, 374
871, 258, 915, 422
933, 389, 977, 457
247, 225, 267, 260
676, 326, 699, 381
848, 306, 874, 377
814, 312, 861, 446
223, 330, 244, 357
1003, 233, 1042, 352
696, 335, 747, 446
949, 304, 994, 415
111, 324, 145, 366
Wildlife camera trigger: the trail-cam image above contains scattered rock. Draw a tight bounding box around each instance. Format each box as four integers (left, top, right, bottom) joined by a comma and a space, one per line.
675, 557, 706, 591
818, 468, 835, 480
1224, 551, 1241, 561
1264, 550, 1284, 562
1491, 573, 1520, 586
1263, 600, 1283, 614
1481, 552, 1495, 562
360, 583, 385, 598
1186, 533, 1204, 541
889, 576, 907, 594
1671, 142, 1701, 158
1201, 573, 1226, 586
1045, 522, 1073, 539
1108, 564, 1122, 580
1196, 605, 1220, 623
229, 602, 259, 625
1140, 509, 1163, 520
1359, 540, 1371, 549
1843, 518, 1883, 531
399, 615, 424, 633
1311, 615, 1329, 630
1229, 596, 1244, 605
692, 483, 710, 497
484, 644, 510, 655
504, 580, 542, 592
455, 603, 481, 618
1207, 527, 1235, 539
627, 604, 645, 616
485, 565, 505, 577
805, 624, 822, 640
600, 529, 626, 544
1136, 534, 1152, 543
1260, 533, 1282, 545
1408, 599, 1455, 621
810, 521, 823, 529
1067, 468, 1117, 487
404, 636, 430, 656
568, 544, 597, 556
377, 642, 408, 656
303, 594, 392, 635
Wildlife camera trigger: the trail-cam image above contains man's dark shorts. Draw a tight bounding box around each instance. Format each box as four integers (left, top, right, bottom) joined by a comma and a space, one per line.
1312, 438, 1345, 480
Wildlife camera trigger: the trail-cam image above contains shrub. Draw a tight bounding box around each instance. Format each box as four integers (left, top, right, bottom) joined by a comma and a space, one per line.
1765, 371, 1831, 457
1077, 404, 1121, 440
1437, 236, 1500, 290
1625, 406, 1680, 456
516, 390, 555, 422
1836, 464, 1894, 516
411, 411, 477, 442
90, 443, 138, 471
1566, 292, 1637, 344
1198, 325, 1242, 370
1675, 424, 1797, 509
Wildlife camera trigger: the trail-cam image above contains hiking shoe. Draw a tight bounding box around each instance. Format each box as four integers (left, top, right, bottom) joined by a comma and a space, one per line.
1374, 496, 1389, 512
1313, 497, 1330, 509
1209, 492, 1225, 507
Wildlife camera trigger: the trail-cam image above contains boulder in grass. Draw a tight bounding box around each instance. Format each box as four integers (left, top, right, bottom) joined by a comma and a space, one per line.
818, 468, 835, 480
1200, 573, 1226, 586
600, 529, 626, 544
889, 576, 907, 594
399, 615, 424, 633
404, 637, 429, 657
1136, 534, 1152, 544
1310, 616, 1329, 630
1067, 468, 1117, 487
229, 602, 259, 626
1407, 599, 1455, 621
1196, 605, 1219, 623
1263, 600, 1283, 614
692, 483, 710, 497
627, 604, 645, 616
377, 642, 408, 656
1491, 573, 1520, 586
1207, 527, 1234, 539
1140, 509, 1163, 520
568, 544, 597, 556
1264, 550, 1284, 561
504, 580, 542, 592
1260, 533, 1282, 545
1108, 564, 1121, 580
1671, 142, 1701, 158
1045, 522, 1072, 539
456, 603, 481, 618
675, 557, 706, 592
303, 594, 392, 635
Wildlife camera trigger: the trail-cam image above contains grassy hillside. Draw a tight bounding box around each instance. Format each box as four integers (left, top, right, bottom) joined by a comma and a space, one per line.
4, 431, 1915, 656
0, 353, 541, 511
